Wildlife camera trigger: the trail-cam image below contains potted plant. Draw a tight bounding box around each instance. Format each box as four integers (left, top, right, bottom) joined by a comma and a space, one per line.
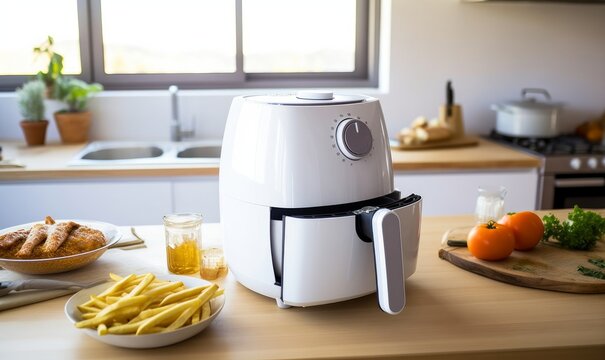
16, 80, 49, 146
34, 36, 64, 99
54, 77, 103, 143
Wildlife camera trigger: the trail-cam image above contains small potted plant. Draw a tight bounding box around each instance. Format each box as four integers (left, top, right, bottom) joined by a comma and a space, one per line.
17, 80, 49, 146
34, 36, 64, 99
54, 77, 103, 143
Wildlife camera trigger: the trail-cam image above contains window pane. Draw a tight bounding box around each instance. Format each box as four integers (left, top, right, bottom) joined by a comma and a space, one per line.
243, 0, 356, 73
100, 0, 236, 74
0, 0, 81, 75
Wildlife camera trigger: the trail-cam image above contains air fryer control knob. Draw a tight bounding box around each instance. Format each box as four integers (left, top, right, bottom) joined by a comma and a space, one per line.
336, 118, 373, 160
569, 158, 581, 170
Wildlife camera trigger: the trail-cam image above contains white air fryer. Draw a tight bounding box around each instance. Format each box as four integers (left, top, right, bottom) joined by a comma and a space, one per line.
219, 91, 422, 315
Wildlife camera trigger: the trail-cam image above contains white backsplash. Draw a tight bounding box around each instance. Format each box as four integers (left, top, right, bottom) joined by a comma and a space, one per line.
1, 0, 604, 142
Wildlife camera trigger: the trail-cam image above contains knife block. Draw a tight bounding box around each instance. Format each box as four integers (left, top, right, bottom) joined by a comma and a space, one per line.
439, 104, 464, 138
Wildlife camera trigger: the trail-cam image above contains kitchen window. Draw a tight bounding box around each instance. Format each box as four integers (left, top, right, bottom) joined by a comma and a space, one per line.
0, 0, 379, 91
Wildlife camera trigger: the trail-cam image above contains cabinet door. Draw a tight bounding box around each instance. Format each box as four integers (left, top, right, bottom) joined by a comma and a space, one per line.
0, 180, 172, 228
172, 177, 220, 223
394, 169, 538, 216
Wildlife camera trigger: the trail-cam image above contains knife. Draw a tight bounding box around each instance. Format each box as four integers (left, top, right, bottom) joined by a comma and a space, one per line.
446, 80, 454, 118
0, 279, 104, 297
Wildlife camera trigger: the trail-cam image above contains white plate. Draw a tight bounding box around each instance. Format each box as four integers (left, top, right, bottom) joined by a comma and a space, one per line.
64, 274, 225, 348
0, 219, 122, 274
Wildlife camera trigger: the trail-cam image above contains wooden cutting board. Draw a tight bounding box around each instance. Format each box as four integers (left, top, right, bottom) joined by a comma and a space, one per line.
392, 135, 479, 151
438, 226, 605, 294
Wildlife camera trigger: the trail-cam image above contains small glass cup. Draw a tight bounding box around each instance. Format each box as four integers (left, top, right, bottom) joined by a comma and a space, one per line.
163, 213, 202, 275
200, 247, 228, 280
475, 186, 507, 224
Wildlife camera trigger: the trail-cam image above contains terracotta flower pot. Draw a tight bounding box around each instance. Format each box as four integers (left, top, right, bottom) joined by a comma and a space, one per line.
54, 111, 92, 144
20, 120, 49, 146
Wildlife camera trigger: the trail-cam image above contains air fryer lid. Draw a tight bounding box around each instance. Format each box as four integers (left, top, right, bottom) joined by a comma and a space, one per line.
246, 91, 366, 106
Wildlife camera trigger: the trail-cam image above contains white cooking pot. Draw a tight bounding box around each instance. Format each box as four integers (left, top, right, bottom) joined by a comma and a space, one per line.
491, 88, 562, 138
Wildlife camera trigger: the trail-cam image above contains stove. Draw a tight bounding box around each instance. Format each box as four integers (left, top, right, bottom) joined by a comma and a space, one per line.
489, 131, 605, 209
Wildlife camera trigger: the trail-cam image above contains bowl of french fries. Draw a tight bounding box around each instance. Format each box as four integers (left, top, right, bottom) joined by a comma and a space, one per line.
64, 272, 225, 348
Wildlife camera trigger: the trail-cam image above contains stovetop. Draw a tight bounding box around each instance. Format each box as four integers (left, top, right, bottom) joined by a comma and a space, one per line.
489, 131, 605, 157
489, 131, 605, 175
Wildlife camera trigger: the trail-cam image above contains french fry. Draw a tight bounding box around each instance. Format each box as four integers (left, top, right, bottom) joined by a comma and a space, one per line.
191, 308, 201, 324
159, 285, 208, 306
107, 321, 143, 335
97, 273, 137, 297
97, 323, 108, 336
77, 304, 100, 313
127, 273, 155, 297
89, 296, 108, 309
201, 302, 211, 321
143, 281, 183, 298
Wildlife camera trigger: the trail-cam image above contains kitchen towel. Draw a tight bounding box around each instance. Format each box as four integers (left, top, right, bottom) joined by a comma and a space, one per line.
0, 288, 76, 311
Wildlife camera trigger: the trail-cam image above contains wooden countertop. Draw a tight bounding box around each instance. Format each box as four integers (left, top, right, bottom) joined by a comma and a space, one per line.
0, 210, 603, 359
391, 137, 541, 171
0, 137, 541, 181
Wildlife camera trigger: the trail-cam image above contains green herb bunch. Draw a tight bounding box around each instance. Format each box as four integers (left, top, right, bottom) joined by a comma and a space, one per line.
542, 206, 605, 250
16, 80, 46, 121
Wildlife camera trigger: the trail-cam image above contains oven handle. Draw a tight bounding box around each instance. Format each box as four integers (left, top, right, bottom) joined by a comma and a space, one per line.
554, 178, 605, 188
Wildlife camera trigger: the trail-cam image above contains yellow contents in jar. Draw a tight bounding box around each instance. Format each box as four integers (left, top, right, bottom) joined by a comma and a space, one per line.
166, 239, 201, 275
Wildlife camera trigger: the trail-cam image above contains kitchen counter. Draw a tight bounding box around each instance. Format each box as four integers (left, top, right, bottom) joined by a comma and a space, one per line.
0, 210, 603, 359
0, 137, 541, 181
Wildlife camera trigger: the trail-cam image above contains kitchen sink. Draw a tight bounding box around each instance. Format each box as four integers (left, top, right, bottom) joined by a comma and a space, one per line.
70, 141, 221, 166
81, 146, 164, 161
177, 145, 222, 159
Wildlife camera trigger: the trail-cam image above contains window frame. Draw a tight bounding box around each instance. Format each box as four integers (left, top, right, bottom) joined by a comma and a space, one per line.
0, 0, 92, 91
1, 0, 380, 91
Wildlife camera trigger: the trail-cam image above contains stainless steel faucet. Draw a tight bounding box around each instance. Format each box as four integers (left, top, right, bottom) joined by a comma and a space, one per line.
169, 85, 181, 141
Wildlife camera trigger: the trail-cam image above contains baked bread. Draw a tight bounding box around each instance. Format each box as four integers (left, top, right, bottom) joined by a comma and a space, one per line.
0, 216, 106, 259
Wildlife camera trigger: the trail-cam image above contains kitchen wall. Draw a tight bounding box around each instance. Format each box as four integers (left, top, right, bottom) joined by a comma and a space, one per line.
1, 0, 604, 142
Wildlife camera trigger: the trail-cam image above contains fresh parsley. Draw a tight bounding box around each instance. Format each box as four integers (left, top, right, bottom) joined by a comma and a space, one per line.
542, 206, 605, 250
578, 265, 605, 280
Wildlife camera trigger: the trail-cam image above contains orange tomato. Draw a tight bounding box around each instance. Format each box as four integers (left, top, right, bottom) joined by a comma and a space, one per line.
498, 211, 544, 251
467, 220, 515, 261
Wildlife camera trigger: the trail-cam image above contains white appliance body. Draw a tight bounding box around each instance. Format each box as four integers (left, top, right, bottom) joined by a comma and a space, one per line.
220, 93, 422, 313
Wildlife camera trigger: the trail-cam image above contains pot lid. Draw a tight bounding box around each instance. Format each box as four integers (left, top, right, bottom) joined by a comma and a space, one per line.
498, 88, 562, 112
502, 98, 561, 111
245, 91, 367, 106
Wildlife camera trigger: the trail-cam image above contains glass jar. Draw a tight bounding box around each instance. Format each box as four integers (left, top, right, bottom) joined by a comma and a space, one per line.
163, 213, 202, 275
200, 247, 228, 281
475, 186, 506, 224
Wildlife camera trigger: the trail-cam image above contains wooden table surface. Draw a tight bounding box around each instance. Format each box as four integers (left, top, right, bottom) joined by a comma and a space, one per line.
0, 211, 603, 359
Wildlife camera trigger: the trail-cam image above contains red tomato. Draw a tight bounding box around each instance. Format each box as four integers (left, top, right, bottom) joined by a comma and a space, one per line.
467, 220, 515, 261
498, 211, 545, 251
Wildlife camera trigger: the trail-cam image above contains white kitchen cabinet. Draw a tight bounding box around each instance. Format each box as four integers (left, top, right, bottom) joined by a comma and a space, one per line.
394, 168, 539, 216
172, 177, 220, 223
0, 180, 173, 228
0, 168, 538, 228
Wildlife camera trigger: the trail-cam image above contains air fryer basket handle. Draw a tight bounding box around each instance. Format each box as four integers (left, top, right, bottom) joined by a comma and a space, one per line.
372, 208, 406, 315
